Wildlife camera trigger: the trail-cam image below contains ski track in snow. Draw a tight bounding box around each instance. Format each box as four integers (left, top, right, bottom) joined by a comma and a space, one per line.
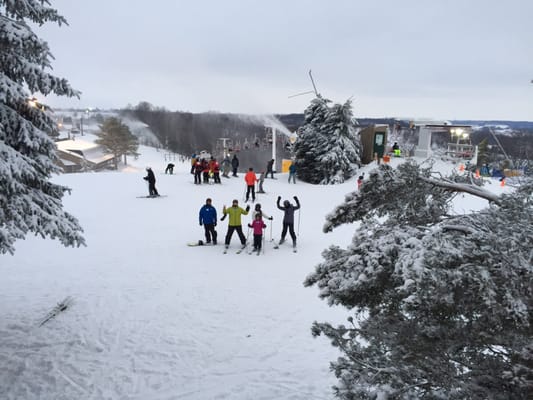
0, 150, 509, 399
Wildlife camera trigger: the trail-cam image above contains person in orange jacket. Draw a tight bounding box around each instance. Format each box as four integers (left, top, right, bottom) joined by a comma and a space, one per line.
244, 167, 258, 202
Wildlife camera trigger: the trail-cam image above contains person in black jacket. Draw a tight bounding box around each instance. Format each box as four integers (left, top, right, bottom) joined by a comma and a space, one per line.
277, 195, 300, 247
231, 154, 239, 177
266, 159, 275, 178
143, 167, 159, 196
165, 163, 175, 174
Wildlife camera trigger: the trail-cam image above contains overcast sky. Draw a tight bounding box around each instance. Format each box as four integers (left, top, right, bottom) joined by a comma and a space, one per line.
39, 0, 533, 121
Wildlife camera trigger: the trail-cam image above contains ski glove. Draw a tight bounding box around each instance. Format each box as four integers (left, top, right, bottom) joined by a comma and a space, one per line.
199, 222, 203, 226
245, 205, 250, 212
269, 217, 273, 220
293, 196, 298, 201
277, 196, 281, 202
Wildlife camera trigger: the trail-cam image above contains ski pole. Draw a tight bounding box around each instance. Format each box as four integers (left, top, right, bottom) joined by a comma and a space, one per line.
262, 226, 266, 254
269, 219, 273, 242
297, 209, 301, 237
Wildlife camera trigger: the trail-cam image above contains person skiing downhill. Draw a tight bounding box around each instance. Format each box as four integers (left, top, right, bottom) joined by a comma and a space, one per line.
277, 196, 300, 248
143, 167, 159, 196
222, 199, 250, 249
199, 198, 218, 245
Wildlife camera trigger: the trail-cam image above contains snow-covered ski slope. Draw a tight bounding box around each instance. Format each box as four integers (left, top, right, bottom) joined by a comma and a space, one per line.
0, 144, 512, 400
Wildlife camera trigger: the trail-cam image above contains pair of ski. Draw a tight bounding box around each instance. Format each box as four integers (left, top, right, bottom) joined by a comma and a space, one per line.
247, 248, 263, 256
223, 245, 247, 254
38, 296, 74, 327
273, 242, 298, 253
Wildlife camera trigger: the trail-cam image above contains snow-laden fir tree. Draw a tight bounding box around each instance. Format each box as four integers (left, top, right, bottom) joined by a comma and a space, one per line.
0, 0, 85, 254
96, 117, 139, 169
305, 161, 532, 399
317, 100, 361, 184
293, 97, 361, 185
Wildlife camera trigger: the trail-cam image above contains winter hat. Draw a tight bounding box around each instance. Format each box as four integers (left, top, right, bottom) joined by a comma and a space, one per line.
255, 203, 261, 210
283, 200, 290, 207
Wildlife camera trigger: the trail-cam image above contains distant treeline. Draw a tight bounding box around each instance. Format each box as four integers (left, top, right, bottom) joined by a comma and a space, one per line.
113, 103, 532, 163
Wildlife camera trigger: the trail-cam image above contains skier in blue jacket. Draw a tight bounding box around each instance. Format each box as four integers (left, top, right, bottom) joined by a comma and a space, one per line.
199, 198, 218, 245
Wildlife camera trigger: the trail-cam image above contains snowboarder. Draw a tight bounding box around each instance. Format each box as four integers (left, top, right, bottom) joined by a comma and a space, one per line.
248, 214, 266, 254
143, 167, 159, 196
244, 167, 258, 202
199, 198, 218, 245
222, 199, 250, 249
288, 161, 296, 184
277, 196, 300, 248
231, 154, 239, 177
266, 159, 275, 179
165, 163, 175, 174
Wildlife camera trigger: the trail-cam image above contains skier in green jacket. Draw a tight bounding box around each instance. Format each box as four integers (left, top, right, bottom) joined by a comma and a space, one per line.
222, 199, 250, 249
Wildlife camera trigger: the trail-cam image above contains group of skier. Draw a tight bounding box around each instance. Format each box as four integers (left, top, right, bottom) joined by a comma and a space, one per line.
198, 195, 301, 254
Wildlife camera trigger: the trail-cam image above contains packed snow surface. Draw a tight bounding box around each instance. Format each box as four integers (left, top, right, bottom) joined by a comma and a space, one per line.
0, 146, 510, 400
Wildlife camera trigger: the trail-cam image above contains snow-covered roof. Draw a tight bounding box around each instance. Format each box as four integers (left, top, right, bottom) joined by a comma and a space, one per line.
56, 139, 99, 152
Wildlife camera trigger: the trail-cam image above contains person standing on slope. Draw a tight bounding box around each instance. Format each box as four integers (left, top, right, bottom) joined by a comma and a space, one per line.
266, 158, 275, 179
231, 154, 240, 177
244, 167, 258, 202
222, 199, 250, 249
252, 203, 273, 221
277, 195, 300, 248
199, 198, 218, 245
143, 167, 159, 196
288, 161, 296, 184
248, 213, 267, 254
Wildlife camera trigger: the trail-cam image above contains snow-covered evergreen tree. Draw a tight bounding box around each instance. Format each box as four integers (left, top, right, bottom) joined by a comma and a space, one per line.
96, 117, 139, 169
294, 97, 361, 185
317, 100, 361, 184
0, 0, 85, 254
305, 161, 533, 399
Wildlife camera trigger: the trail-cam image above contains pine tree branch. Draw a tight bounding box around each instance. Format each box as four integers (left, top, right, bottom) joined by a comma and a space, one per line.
440, 225, 476, 235
419, 176, 501, 205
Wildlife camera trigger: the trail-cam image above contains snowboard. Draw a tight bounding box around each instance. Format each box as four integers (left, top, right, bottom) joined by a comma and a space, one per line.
187, 240, 205, 246
137, 195, 167, 198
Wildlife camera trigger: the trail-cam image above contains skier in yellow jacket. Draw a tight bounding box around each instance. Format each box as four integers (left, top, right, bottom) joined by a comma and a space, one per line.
222, 199, 250, 250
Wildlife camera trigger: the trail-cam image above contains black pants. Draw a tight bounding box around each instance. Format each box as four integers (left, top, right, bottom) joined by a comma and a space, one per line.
253, 234, 263, 250
232, 167, 238, 177
194, 172, 202, 184
281, 222, 296, 242
149, 182, 158, 196
267, 170, 274, 178
246, 185, 255, 201
214, 172, 221, 183
225, 226, 246, 245
203, 224, 217, 243
203, 171, 209, 183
